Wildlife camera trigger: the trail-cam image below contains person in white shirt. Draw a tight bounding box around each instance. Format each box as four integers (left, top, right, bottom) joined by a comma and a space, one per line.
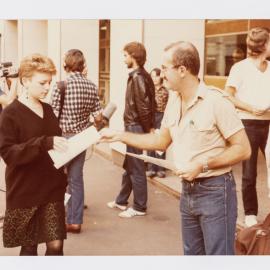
225, 27, 270, 227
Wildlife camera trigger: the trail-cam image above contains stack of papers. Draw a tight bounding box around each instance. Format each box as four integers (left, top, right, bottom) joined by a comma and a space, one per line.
48, 126, 101, 169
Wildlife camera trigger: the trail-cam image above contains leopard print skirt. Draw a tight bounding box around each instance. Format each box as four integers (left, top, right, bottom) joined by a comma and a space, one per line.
3, 201, 66, 248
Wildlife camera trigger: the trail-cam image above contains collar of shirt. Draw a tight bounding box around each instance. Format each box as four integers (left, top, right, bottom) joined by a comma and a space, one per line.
128, 67, 144, 78
67, 71, 84, 80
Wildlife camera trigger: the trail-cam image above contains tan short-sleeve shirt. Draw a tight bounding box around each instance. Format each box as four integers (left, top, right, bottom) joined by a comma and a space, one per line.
161, 82, 244, 177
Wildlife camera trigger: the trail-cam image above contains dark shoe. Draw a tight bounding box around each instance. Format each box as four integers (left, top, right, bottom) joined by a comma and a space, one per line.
66, 224, 81, 233
157, 171, 166, 178
146, 171, 156, 177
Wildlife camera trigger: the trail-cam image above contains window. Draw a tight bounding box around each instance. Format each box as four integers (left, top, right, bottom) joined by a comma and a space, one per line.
205, 34, 247, 76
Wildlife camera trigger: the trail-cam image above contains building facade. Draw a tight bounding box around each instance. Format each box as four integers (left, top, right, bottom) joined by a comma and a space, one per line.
0, 19, 269, 156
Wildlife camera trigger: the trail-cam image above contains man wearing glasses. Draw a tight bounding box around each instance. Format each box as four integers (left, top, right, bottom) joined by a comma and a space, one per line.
100, 41, 251, 255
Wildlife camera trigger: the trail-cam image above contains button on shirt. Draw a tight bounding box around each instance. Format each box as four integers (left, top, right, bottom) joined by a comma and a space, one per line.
161, 82, 244, 177
51, 72, 102, 134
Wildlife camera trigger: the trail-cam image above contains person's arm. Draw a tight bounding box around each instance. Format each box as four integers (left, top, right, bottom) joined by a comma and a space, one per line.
100, 126, 172, 152
89, 84, 103, 127
0, 112, 67, 166
50, 83, 61, 117
176, 95, 251, 181
132, 76, 153, 132
225, 86, 265, 116
177, 129, 251, 181
0, 78, 18, 107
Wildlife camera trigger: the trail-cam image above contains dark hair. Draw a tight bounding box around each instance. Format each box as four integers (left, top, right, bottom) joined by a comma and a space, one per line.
247, 27, 270, 57
64, 49, 85, 72
19, 54, 56, 85
150, 68, 163, 84
164, 41, 200, 76
123, 42, 146, 67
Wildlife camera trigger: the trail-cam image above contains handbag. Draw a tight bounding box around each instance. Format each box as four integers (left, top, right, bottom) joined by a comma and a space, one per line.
235, 213, 270, 255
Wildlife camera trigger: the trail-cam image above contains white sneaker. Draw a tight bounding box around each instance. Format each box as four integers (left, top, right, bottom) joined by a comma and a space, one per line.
245, 215, 258, 227
107, 201, 127, 211
118, 207, 146, 218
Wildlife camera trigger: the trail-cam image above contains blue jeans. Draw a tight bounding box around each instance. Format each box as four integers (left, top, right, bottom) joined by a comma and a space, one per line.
115, 124, 147, 212
147, 112, 165, 172
65, 135, 86, 224
180, 172, 237, 255
241, 120, 269, 215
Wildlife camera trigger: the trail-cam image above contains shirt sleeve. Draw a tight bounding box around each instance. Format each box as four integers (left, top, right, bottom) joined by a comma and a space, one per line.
225, 63, 242, 90
0, 111, 54, 166
132, 76, 154, 132
50, 83, 61, 117
90, 84, 102, 118
213, 95, 244, 139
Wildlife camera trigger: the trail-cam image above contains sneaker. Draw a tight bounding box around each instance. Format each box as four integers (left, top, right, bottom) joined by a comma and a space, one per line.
118, 207, 146, 218
146, 171, 156, 177
245, 215, 258, 227
107, 201, 127, 211
157, 171, 166, 178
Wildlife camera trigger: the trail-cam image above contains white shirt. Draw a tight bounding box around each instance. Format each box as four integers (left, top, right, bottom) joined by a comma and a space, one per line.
226, 58, 270, 120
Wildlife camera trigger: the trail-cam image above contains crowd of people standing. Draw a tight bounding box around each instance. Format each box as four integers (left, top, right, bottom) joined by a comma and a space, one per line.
0, 26, 270, 256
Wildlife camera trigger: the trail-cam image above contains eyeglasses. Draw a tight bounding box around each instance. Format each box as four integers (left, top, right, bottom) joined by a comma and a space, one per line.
161, 64, 180, 72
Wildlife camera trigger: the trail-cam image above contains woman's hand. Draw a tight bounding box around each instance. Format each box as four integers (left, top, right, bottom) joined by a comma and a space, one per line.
53, 136, 68, 152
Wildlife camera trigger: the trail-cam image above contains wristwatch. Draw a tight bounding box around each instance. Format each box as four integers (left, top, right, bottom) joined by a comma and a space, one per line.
202, 160, 209, 173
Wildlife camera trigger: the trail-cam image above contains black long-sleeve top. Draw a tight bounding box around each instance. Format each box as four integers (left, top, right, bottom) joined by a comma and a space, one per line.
0, 99, 67, 209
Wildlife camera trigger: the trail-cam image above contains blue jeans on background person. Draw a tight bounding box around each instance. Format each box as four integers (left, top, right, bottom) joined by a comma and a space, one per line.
180, 172, 237, 255
241, 120, 269, 216
65, 142, 86, 225
147, 112, 165, 173
115, 124, 147, 212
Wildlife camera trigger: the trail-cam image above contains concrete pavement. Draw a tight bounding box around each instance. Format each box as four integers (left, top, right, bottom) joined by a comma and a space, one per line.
0, 150, 182, 255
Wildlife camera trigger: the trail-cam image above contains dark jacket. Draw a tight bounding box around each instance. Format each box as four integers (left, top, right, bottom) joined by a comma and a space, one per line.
123, 67, 155, 133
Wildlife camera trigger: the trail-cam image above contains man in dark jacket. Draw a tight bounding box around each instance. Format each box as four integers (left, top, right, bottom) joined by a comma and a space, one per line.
107, 41, 155, 218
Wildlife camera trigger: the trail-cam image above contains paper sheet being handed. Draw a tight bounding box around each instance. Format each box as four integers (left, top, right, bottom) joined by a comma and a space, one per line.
48, 126, 101, 169
126, 152, 179, 173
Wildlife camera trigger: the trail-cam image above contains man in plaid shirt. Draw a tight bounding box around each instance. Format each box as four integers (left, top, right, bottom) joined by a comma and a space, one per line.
51, 49, 102, 233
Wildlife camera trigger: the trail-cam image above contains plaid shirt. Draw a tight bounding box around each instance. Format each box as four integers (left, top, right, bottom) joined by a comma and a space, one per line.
50, 72, 102, 134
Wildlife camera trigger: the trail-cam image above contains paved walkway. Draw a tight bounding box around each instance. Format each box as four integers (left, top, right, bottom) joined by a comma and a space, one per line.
0, 152, 181, 255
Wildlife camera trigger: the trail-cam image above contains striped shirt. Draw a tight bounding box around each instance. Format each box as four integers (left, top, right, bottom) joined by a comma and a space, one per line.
50, 72, 102, 134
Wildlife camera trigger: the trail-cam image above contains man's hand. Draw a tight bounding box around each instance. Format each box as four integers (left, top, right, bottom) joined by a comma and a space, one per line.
53, 136, 68, 152
99, 128, 121, 143
175, 161, 203, 181
250, 106, 268, 116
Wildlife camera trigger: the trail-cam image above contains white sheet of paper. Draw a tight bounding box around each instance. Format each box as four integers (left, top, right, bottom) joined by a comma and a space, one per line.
64, 193, 71, 206
126, 152, 179, 172
48, 126, 101, 169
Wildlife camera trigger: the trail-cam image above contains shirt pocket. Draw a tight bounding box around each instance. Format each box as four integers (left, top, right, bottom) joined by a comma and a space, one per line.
188, 118, 216, 148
